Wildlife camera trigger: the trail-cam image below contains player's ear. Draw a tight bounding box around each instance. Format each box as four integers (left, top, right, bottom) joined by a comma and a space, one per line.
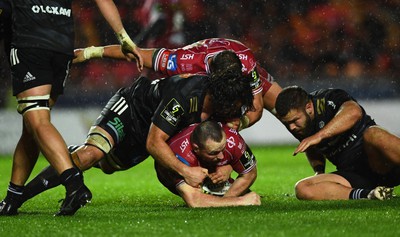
192, 143, 200, 153
305, 101, 313, 115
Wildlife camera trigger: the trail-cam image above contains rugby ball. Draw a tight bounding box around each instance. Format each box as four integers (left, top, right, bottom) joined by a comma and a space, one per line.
202, 179, 232, 196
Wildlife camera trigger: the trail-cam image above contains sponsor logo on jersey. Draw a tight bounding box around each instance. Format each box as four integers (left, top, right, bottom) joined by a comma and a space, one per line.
226, 136, 235, 149
238, 54, 248, 61
327, 134, 357, 157
161, 98, 184, 126
180, 54, 194, 60
107, 117, 125, 141
180, 138, 190, 153
31, 5, 72, 17
167, 54, 178, 71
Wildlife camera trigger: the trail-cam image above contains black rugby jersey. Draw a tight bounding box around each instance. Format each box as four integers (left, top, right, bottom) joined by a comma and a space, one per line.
11, 0, 74, 54
120, 74, 209, 141
308, 89, 375, 165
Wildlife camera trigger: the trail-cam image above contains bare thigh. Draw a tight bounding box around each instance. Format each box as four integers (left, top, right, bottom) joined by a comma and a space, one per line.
363, 126, 400, 174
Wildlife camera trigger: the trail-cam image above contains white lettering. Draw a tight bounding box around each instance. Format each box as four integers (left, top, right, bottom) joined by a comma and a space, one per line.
238, 54, 248, 61
31, 5, 71, 17
180, 54, 194, 60
180, 139, 190, 153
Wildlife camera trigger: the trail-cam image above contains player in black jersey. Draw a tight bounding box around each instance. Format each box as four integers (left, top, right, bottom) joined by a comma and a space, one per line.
16, 72, 254, 207
275, 86, 400, 201
0, 0, 11, 55
0, 0, 11, 107
0, 0, 142, 216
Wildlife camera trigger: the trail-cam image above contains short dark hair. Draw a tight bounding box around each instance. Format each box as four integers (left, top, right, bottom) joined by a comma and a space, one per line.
206, 71, 254, 120
275, 86, 310, 117
209, 50, 243, 76
190, 121, 224, 149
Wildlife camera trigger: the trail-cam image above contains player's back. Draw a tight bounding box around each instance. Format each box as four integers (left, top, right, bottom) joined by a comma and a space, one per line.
153, 38, 257, 76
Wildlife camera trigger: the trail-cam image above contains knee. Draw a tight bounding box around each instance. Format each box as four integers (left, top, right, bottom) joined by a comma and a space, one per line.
294, 180, 315, 200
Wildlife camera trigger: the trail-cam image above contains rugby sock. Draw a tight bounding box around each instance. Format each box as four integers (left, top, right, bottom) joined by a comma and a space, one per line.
349, 188, 371, 199
60, 168, 84, 193
23, 165, 61, 201
5, 182, 24, 206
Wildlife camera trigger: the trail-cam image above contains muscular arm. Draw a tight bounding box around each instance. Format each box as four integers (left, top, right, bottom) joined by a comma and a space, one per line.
73, 45, 155, 69
177, 183, 261, 208
92, 0, 143, 69
246, 92, 264, 128
224, 167, 257, 197
305, 149, 326, 175
146, 124, 208, 187
262, 82, 282, 115
93, 0, 124, 33
294, 100, 362, 155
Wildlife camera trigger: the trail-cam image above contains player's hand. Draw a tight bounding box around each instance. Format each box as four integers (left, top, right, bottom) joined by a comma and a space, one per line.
226, 118, 240, 131
73, 46, 104, 64
226, 115, 249, 131
240, 192, 261, 206
293, 134, 322, 156
183, 166, 208, 188
73, 48, 86, 63
116, 29, 144, 71
209, 165, 233, 184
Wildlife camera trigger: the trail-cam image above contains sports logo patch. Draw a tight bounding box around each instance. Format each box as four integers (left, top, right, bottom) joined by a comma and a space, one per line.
161, 98, 184, 126
240, 148, 255, 169
249, 69, 261, 90
167, 54, 178, 71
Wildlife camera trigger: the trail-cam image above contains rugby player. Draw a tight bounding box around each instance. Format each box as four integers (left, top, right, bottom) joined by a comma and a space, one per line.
275, 86, 400, 200
73, 38, 283, 130
0, 0, 142, 216
156, 121, 260, 207
18, 70, 254, 207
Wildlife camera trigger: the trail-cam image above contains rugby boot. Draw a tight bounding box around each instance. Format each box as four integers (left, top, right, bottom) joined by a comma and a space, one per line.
0, 198, 21, 216
367, 186, 394, 200
54, 184, 92, 216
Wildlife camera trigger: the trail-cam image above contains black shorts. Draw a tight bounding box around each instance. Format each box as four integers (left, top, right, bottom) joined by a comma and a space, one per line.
93, 90, 149, 169
333, 167, 400, 189
10, 48, 72, 96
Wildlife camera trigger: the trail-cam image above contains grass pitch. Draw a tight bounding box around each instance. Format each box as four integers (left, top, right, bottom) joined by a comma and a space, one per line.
0, 146, 398, 237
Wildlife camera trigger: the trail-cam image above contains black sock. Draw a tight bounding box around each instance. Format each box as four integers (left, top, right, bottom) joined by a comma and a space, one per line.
23, 165, 61, 201
349, 188, 371, 199
60, 168, 84, 193
5, 182, 24, 205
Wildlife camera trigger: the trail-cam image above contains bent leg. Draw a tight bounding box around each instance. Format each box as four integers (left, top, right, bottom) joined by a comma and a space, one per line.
295, 173, 352, 200
23, 144, 105, 202
363, 126, 400, 174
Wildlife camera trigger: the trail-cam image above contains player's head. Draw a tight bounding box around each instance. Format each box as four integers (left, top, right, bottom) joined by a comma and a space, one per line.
206, 70, 254, 121
191, 121, 226, 165
275, 86, 313, 140
209, 50, 243, 76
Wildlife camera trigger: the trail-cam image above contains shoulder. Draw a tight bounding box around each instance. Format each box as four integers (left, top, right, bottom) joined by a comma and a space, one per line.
222, 125, 245, 150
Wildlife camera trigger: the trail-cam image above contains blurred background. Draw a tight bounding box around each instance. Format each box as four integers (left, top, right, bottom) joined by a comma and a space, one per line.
1, 0, 399, 107
0, 0, 399, 153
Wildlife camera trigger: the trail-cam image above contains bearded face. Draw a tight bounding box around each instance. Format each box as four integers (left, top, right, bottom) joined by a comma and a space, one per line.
281, 108, 313, 141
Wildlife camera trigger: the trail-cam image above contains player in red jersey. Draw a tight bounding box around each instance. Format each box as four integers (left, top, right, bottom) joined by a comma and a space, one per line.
156, 120, 260, 207
74, 38, 283, 130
